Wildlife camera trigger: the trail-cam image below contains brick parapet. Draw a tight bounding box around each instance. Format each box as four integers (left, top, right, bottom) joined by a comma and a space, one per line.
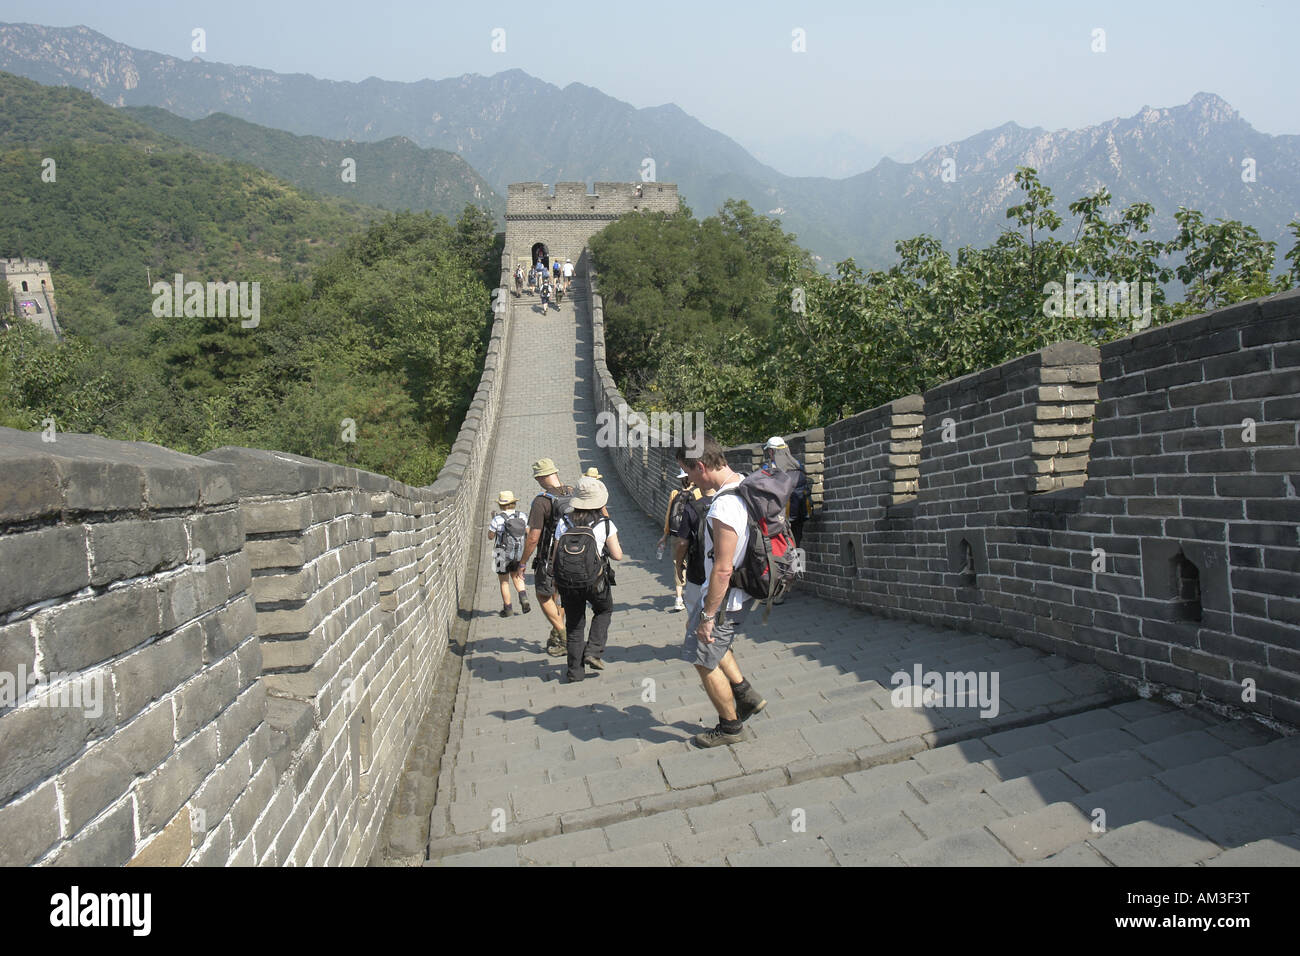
0, 256, 513, 865
587, 259, 1300, 725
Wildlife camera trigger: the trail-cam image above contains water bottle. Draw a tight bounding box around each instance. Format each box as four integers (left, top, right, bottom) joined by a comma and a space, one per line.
657, 543, 665, 561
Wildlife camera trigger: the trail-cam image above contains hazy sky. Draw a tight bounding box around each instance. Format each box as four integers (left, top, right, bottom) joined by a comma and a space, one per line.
7, 0, 1298, 176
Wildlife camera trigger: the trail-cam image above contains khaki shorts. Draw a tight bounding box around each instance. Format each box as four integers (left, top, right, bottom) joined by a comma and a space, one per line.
682, 596, 747, 671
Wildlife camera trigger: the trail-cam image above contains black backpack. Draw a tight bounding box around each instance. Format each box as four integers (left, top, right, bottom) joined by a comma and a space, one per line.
683, 493, 712, 586
667, 486, 700, 536
534, 488, 573, 573
712, 470, 804, 621
554, 516, 611, 590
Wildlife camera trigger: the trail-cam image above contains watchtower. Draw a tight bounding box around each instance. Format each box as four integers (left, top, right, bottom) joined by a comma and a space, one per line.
1, 257, 60, 337
504, 181, 679, 274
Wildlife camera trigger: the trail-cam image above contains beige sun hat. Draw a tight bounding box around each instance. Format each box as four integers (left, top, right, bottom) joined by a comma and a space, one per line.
584, 466, 602, 479
531, 457, 558, 478
571, 477, 608, 510
497, 490, 517, 508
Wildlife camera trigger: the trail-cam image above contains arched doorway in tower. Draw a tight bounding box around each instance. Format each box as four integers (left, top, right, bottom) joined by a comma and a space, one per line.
531, 242, 550, 270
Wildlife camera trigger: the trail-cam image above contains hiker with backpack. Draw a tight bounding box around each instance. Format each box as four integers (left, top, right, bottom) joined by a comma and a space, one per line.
675, 433, 789, 749
763, 435, 812, 564
514, 265, 524, 296
657, 467, 700, 612
519, 457, 574, 657
488, 490, 531, 617
671, 476, 713, 615
550, 477, 623, 682
539, 276, 553, 312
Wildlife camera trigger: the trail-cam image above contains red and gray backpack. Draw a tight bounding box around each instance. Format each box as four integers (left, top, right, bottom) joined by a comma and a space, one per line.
711, 470, 805, 621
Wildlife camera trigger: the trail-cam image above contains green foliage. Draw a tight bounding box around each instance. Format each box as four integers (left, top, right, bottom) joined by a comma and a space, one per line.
0, 73, 497, 484
593, 167, 1295, 442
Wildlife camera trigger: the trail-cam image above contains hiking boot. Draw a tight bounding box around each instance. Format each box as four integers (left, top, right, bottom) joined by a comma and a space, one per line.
671, 598, 686, 612
734, 685, 767, 722
583, 657, 605, 671
520, 595, 531, 614
692, 724, 748, 749
499, 605, 512, 618
546, 628, 567, 657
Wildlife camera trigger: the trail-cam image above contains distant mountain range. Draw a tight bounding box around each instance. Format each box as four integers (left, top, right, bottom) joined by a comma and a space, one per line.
2, 21, 1298, 268
123, 107, 502, 221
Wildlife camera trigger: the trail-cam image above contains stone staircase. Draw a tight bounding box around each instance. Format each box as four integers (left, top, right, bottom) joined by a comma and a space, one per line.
415, 271, 1300, 867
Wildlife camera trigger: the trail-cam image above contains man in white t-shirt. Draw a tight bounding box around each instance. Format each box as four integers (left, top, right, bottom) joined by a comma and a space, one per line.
676, 434, 767, 748
562, 258, 574, 292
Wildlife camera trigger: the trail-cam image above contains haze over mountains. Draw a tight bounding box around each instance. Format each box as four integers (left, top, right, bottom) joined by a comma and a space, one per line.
2, 21, 1297, 268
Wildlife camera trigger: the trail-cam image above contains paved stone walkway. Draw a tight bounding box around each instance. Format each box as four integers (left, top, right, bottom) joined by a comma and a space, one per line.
425, 274, 1300, 866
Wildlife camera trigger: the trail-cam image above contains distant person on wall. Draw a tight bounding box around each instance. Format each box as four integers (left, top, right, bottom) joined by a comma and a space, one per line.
514, 264, 524, 296
520, 458, 573, 657
563, 258, 574, 293
676, 434, 767, 748
550, 477, 624, 682
553, 258, 562, 286
526, 265, 536, 295
540, 276, 553, 312
583, 468, 610, 515
488, 490, 531, 617
657, 468, 700, 612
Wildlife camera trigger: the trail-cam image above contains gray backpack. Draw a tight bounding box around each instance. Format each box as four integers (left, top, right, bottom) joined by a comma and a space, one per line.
497, 510, 527, 562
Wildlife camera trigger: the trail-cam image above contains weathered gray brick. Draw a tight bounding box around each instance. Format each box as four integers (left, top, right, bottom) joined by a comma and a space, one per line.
58, 701, 173, 834
202, 596, 257, 662
88, 518, 187, 585
517, 827, 608, 865
41, 582, 160, 672
111, 621, 204, 722
0, 676, 113, 803
0, 779, 60, 865
188, 509, 244, 560
175, 655, 239, 740
659, 747, 742, 790
191, 746, 253, 846
987, 802, 1093, 862
49, 799, 136, 867
0, 525, 90, 615
0, 618, 36, 687
135, 723, 219, 834
160, 564, 231, 632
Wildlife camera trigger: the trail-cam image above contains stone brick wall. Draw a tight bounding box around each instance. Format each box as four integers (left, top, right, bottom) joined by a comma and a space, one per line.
588, 257, 1300, 726
506, 182, 678, 275
0, 267, 514, 865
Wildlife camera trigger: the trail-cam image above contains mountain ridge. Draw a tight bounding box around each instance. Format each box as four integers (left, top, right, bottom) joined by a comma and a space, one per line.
2, 21, 1296, 267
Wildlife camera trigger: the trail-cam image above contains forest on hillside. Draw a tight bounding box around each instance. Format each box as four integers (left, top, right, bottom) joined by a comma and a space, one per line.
0, 74, 501, 484
590, 171, 1300, 445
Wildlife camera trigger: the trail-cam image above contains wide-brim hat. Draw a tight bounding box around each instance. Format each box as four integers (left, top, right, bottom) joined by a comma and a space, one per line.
584, 466, 603, 479
532, 457, 558, 478
572, 477, 608, 510
764, 436, 788, 450
497, 490, 517, 507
